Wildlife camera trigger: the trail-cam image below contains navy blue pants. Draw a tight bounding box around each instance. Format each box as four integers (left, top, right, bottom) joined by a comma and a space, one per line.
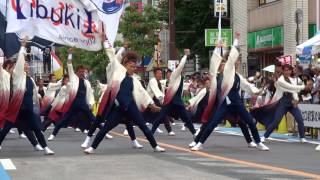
264, 104, 305, 138
87, 114, 137, 141
91, 102, 158, 149
197, 103, 261, 144
0, 108, 47, 148
151, 103, 196, 135
195, 119, 253, 144
52, 101, 95, 136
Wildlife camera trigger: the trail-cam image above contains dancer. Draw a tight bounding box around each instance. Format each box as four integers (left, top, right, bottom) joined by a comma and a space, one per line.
191, 37, 269, 151
146, 68, 175, 136
84, 43, 165, 154
48, 49, 95, 141
40, 74, 62, 115
81, 45, 144, 149
189, 46, 256, 148
260, 64, 312, 143
0, 40, 54, 155
151, 54, 196, 136
42, 75, 69, 132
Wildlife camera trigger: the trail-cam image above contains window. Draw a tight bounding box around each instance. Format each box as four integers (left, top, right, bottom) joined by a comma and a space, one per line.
259, 0, 279, 6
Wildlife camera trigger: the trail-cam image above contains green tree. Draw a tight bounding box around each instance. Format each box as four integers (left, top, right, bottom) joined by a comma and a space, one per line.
158, 0, 230, 67
56, 47, 108, 81
118, 5, 161, 59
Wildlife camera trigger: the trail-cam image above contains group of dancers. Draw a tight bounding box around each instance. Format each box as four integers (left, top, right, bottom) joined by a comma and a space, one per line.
0, 34, 319, 156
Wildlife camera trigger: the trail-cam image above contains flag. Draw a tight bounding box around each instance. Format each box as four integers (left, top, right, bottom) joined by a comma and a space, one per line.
51, 51, 63, 79
6, 0, 102, 51
88, 0, 124, 47
0, 0, 6, 16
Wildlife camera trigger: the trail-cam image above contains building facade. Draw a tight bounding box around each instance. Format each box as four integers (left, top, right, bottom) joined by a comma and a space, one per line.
231, 0, 317, 76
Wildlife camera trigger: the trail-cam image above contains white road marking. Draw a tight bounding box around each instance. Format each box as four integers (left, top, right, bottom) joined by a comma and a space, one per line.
0, 159, 16, 170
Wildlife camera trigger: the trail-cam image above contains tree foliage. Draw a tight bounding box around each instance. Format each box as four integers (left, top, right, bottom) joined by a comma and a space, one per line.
118, 5, 161, 58
56, 47, 108, 81
158, 0, 230, 67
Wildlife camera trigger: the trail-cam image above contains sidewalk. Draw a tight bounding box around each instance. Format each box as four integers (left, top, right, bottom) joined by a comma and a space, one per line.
214, 127, 320, 145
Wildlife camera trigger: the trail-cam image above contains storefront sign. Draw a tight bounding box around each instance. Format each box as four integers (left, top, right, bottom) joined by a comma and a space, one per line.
298, 104, 320, 128
309, 24, 317, 38
248, 26, 283, 50
205, 29, 232, 47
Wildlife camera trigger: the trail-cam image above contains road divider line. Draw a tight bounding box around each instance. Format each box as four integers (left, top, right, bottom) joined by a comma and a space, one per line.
110, 131, 320, 179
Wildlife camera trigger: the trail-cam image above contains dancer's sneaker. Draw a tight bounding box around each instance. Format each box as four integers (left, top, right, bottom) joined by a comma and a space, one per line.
181, 125, 186, 131
81, 136, 91, 148
191, 143, 203, 151
300, 138, 307, 143
9, 130, 15, 134
168, 131, 175, 136
132, 140, 144, 149
34, 144, 44, 151
248, 142, 257, 148
156, 128, 164, 134
84, 147, 95, 154
189, 141, 197, 148
48, 134, 55, 141
19, 133, 27, 139
256, 142, 270, 151
105, 133, 113, 139
154, 146, 165, 152
123, 129, 128, 136
44, 147, 55, 155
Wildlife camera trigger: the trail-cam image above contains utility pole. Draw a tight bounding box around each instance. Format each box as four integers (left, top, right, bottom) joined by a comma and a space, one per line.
169, 0, 176, 60
317, 0, 320, 31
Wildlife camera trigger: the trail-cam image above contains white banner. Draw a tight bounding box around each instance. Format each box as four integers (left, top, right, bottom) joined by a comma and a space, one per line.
298, 104, 320, 128
6, 0, 102, 51
89, 0, 124, 47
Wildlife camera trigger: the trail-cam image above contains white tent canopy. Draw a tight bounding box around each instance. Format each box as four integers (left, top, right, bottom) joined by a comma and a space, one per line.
296, 32, 320, 54
262, 64, 275, 73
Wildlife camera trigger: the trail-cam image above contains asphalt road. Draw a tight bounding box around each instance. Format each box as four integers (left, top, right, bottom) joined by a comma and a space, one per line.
0, 123, 319, 180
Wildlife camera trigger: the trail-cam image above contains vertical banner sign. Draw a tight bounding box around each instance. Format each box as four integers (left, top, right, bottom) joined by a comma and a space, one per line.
214, 0, 228, 17
89, 0, 124, 47
6, 0, 102, 51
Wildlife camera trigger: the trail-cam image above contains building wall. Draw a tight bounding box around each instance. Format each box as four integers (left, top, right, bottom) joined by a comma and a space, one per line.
232, 0, 313, 74
231, 0, 249, 76
309, 0, 317, 24
283, 0, 309, 60
248, 1, 283, 31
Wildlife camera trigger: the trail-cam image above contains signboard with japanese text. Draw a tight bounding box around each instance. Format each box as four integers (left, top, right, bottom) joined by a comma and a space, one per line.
298, 104, 320, 128
205, 29, 232, 47
214, 0, 228, 17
